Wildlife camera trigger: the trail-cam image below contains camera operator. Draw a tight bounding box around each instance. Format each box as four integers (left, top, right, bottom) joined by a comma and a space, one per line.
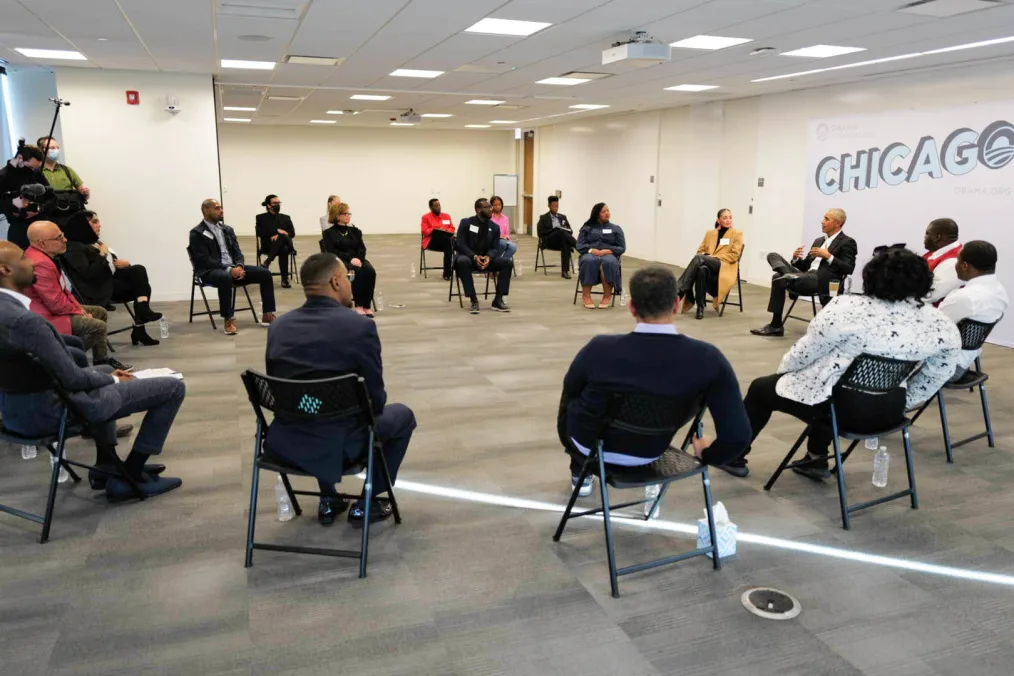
0, 143, 49, 249
37, 137, 89, 227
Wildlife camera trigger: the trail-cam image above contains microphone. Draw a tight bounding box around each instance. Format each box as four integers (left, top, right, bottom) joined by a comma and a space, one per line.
48, 97, 71, 106
20, 184, 47, 199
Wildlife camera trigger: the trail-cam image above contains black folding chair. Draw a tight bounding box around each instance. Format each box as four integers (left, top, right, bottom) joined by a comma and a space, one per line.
783, 274, 850, 325
572, 257, 622, 307
0, 351, 145, 542
534, 236, 576, 276
908, 318, 999, 463
710, 246, 744, 317
553, 393, 719, 598
186, 246, 258, 331
763, 354, 922, 530
240, 370, 401, 577
419, 232, 446, 279
447, 244, 494, 308
256, 234, 299, 285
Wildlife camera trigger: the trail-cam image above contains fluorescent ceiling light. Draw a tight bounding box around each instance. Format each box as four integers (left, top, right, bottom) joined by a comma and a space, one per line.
14, 48, 86, 60
421, 113, 453, 118
390, 69, 444, 78
221, 59, 275, 70
922, 34, 1014, 55
465, 124, 492, 128
267, 95, 303, 101
351, 94, 392, 101
309, 119, 336, 124
751, 51, 929, 82
569, 104, 610, 110
464, 18, 551, 37
285, 55, 341, 66
489, 120, 517, 124
670, 35, 752, 50
664, 84, 719, 92
781, 44, 866, 58
223, 118, 251, 122
390, 122, 415, 126
536, 77, 592, 86
223, 106, 257, 111
465, 99, 505, 106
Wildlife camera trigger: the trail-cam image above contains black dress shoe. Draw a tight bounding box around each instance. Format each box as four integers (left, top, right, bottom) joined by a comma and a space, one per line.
317, 496, 350, 525
105, 475, 182, 502
562, 271, 572, 280
792, 457, 831, 482
88, 464, 166, 490
97, 357, 133, 372
695, 306, 705, 320
750, 324, 785, 337
281, 280, 292, 289
715, 463, 749, 478
82, 423, 134, 439
348, 498, 393, 527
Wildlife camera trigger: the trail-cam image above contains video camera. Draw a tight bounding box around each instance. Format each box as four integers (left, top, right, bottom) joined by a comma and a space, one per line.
1, 182, 54, 213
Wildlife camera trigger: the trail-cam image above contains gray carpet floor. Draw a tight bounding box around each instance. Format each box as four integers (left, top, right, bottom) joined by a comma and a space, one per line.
2, 234, 1012, 676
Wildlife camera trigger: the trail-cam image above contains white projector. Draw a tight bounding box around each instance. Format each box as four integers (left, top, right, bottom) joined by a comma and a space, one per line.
602, 41, 671, 67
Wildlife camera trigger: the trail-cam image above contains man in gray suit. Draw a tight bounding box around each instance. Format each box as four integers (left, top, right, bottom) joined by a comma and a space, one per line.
0, 241, 186, 501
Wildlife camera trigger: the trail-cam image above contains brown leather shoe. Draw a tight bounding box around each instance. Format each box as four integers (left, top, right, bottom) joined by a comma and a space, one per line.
224, 318, 238, 335
261, 312, 277, 326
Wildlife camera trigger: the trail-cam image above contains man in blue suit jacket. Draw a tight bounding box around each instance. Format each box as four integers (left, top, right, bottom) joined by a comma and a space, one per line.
265, 253, 416, 526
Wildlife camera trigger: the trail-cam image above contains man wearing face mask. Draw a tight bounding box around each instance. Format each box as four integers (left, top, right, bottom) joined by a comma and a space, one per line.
255, 194, 296, 288
36, 137, 89, 198
1, 143, 49, 249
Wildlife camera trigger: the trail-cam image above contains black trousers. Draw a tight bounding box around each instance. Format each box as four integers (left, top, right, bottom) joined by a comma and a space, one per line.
765, 253, 820, 327
541, 229, 577, 269
262, 234, 294, 281
202, 266, 277, 318
426, 230, 455, 278
317, 403, 416, 498
454, 254, 512, 300
348, 259, 377, 309
110, 264, 152, 302
740, 373, 833, 467
677, 255, 721, 307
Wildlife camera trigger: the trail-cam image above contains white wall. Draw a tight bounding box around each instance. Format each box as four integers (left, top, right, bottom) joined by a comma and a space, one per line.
535, 60, 1014, 285
54, 68, 220, 300
218, 125, 516, 237
6, 67, 62, 148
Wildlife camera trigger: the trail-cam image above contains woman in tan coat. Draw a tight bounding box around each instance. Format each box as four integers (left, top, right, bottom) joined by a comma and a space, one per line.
676, 208, 744, 319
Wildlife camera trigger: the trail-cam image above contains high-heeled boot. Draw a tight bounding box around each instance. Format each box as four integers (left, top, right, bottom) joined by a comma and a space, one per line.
130, 325, 160, 346
133, 301, 162, 323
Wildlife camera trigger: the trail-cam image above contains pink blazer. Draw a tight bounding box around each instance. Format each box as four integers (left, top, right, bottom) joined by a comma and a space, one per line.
24, 246, 84, 335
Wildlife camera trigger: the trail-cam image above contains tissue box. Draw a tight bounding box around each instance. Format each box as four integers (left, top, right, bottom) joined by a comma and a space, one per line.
697, 518, 737, 559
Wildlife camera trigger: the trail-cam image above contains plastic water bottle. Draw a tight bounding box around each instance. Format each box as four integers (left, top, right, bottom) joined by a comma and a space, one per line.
21, 445, 37, 460
644, 484, 661, 519
843, 277, 853, 295
275, 476, 295, 522
410, 263, 417, 278
50, 454, 70, 483
872, 446, 890, 488
514, 258, 523, 277
375, 291, 385, 312
865, 437, 879, 450
159, 317, 169, 340
620, 290, 630, 306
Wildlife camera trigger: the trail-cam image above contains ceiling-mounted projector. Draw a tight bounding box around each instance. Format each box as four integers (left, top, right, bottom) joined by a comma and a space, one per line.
602, 31, 671, 67
399, 109, 422, 124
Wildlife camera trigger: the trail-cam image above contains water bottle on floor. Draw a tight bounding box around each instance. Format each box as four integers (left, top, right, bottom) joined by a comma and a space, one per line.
620, 290, 630, 306
644, 484, 661, 519
275, 476, 295, 522
376, 291, 385, 312
159, 317, 169, 340
872, 446, 889, 488
21, 445, 37, 460
514, 258, 523, 277
410, 263, 417, 278
864, 436, 879, 450
50, 454, 70, 483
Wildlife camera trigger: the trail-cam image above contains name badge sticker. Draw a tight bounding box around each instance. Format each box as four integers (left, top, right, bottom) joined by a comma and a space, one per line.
202, 230, 215, 239
720, 238, 730, 246
442, 219, 451, 225
469, 224, 479, 233
602, 228, 613, 234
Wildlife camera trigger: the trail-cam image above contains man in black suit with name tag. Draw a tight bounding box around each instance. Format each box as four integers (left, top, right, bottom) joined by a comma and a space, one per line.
536, 196, 576, 279
752, 208, 857, 337
454, 197, 513, 315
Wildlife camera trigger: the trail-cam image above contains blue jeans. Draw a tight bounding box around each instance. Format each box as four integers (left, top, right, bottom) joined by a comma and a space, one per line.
496, 239, 517, 260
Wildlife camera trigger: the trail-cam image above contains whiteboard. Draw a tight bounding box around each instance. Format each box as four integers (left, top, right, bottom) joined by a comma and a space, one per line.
493, 174, 518, 207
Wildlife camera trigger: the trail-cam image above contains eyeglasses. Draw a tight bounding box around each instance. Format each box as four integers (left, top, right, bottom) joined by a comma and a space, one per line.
43, 234, 66, 243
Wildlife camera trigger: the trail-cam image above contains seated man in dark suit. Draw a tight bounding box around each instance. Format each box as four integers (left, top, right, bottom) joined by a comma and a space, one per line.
265, 253, 417, 526
190, 198, 277, 336
0, 241, 185, 500
751, 208, 857, 337
536, 196, 576, 279
255, 194, 296, 288
454, 197, 513, 315
559, 266, 752, 495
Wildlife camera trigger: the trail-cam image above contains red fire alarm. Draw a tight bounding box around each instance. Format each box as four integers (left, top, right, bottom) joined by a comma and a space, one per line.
126, 90, 140, 105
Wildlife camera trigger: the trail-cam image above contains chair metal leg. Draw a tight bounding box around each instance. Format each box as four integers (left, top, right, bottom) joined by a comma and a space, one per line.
701, 469, 721, 570
39, 412, 69, 544
830, 410, 851, 530
359, 431, 376, 579
596, 449, 620, 598
197, 283, 217, 330
902, 427, 919, 509
763, 428, 810, 491
937, 392, 954, 463
979, 382, 995, 447
375, 441, 401, 524
420, 247, 427, 279
242, 286, 259, 323
782, 297, 799, 325
245, 444, 262, 568
572, 276, 580, 305
553, 456, 591, 541
189, 279, 197, 323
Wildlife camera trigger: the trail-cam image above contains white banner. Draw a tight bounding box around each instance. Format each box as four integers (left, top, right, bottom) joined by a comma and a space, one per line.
805, 102, 1014, 347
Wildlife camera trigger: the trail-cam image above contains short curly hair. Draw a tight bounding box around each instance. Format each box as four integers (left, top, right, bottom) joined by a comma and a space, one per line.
861, 247, 932, 303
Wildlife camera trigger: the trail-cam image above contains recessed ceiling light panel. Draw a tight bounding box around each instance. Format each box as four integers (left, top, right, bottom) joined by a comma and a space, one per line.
224, 118, 251, 122
15, 48, 86, 60
285, 55, 341, 66
351, 94, 392, 101
221, 59, 276, 70
421, 113, 453, 118
309, 120, 337, 124
390, 69, 444, 78
465, 99, 505, 106
670, 35, 752, 50
464, 18, 551, 37
569, 104, 610, 110
267, 95, 303, 101
781, 45, 866, 58
465, 124, 492, 128
489, 120, 517, 124
536, 77, 592, 86
390, 122, 415, 126
664, 84, 719, 92
223, 106, 257, 111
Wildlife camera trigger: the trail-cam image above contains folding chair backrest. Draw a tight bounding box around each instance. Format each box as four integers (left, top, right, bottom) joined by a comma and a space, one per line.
603, 391, 704, 437
241, 370, 371, 430
831, 354, 921, 432
956, 317, 998, 351
0, 339, 53, 395
318, 239, 326, 253
185, 246, 202, 282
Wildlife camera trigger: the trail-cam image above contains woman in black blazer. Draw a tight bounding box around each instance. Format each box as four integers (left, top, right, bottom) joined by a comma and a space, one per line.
255, 193, 296, 288
61, 210, 162, 346
322, 201, 376, 316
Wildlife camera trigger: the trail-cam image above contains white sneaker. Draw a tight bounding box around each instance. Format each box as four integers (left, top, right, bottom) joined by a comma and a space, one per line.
572, 474, 594, 497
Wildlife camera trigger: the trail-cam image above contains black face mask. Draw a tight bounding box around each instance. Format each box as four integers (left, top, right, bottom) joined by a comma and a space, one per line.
270, 205, 281, 213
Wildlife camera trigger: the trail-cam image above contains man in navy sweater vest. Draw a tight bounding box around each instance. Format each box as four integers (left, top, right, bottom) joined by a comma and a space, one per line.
559, 266, 753, 495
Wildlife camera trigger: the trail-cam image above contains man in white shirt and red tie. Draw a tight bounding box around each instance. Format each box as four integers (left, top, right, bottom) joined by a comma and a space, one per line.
937, 240, 1008, 378
420, 199, 456, 280
923, 218, 964, 305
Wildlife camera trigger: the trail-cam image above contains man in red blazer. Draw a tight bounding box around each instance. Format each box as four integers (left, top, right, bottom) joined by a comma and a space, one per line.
24, 221, 128, 369
420, 198, 456, 280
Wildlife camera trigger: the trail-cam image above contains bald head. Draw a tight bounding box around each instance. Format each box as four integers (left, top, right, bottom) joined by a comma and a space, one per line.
0, 241, 37, 292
